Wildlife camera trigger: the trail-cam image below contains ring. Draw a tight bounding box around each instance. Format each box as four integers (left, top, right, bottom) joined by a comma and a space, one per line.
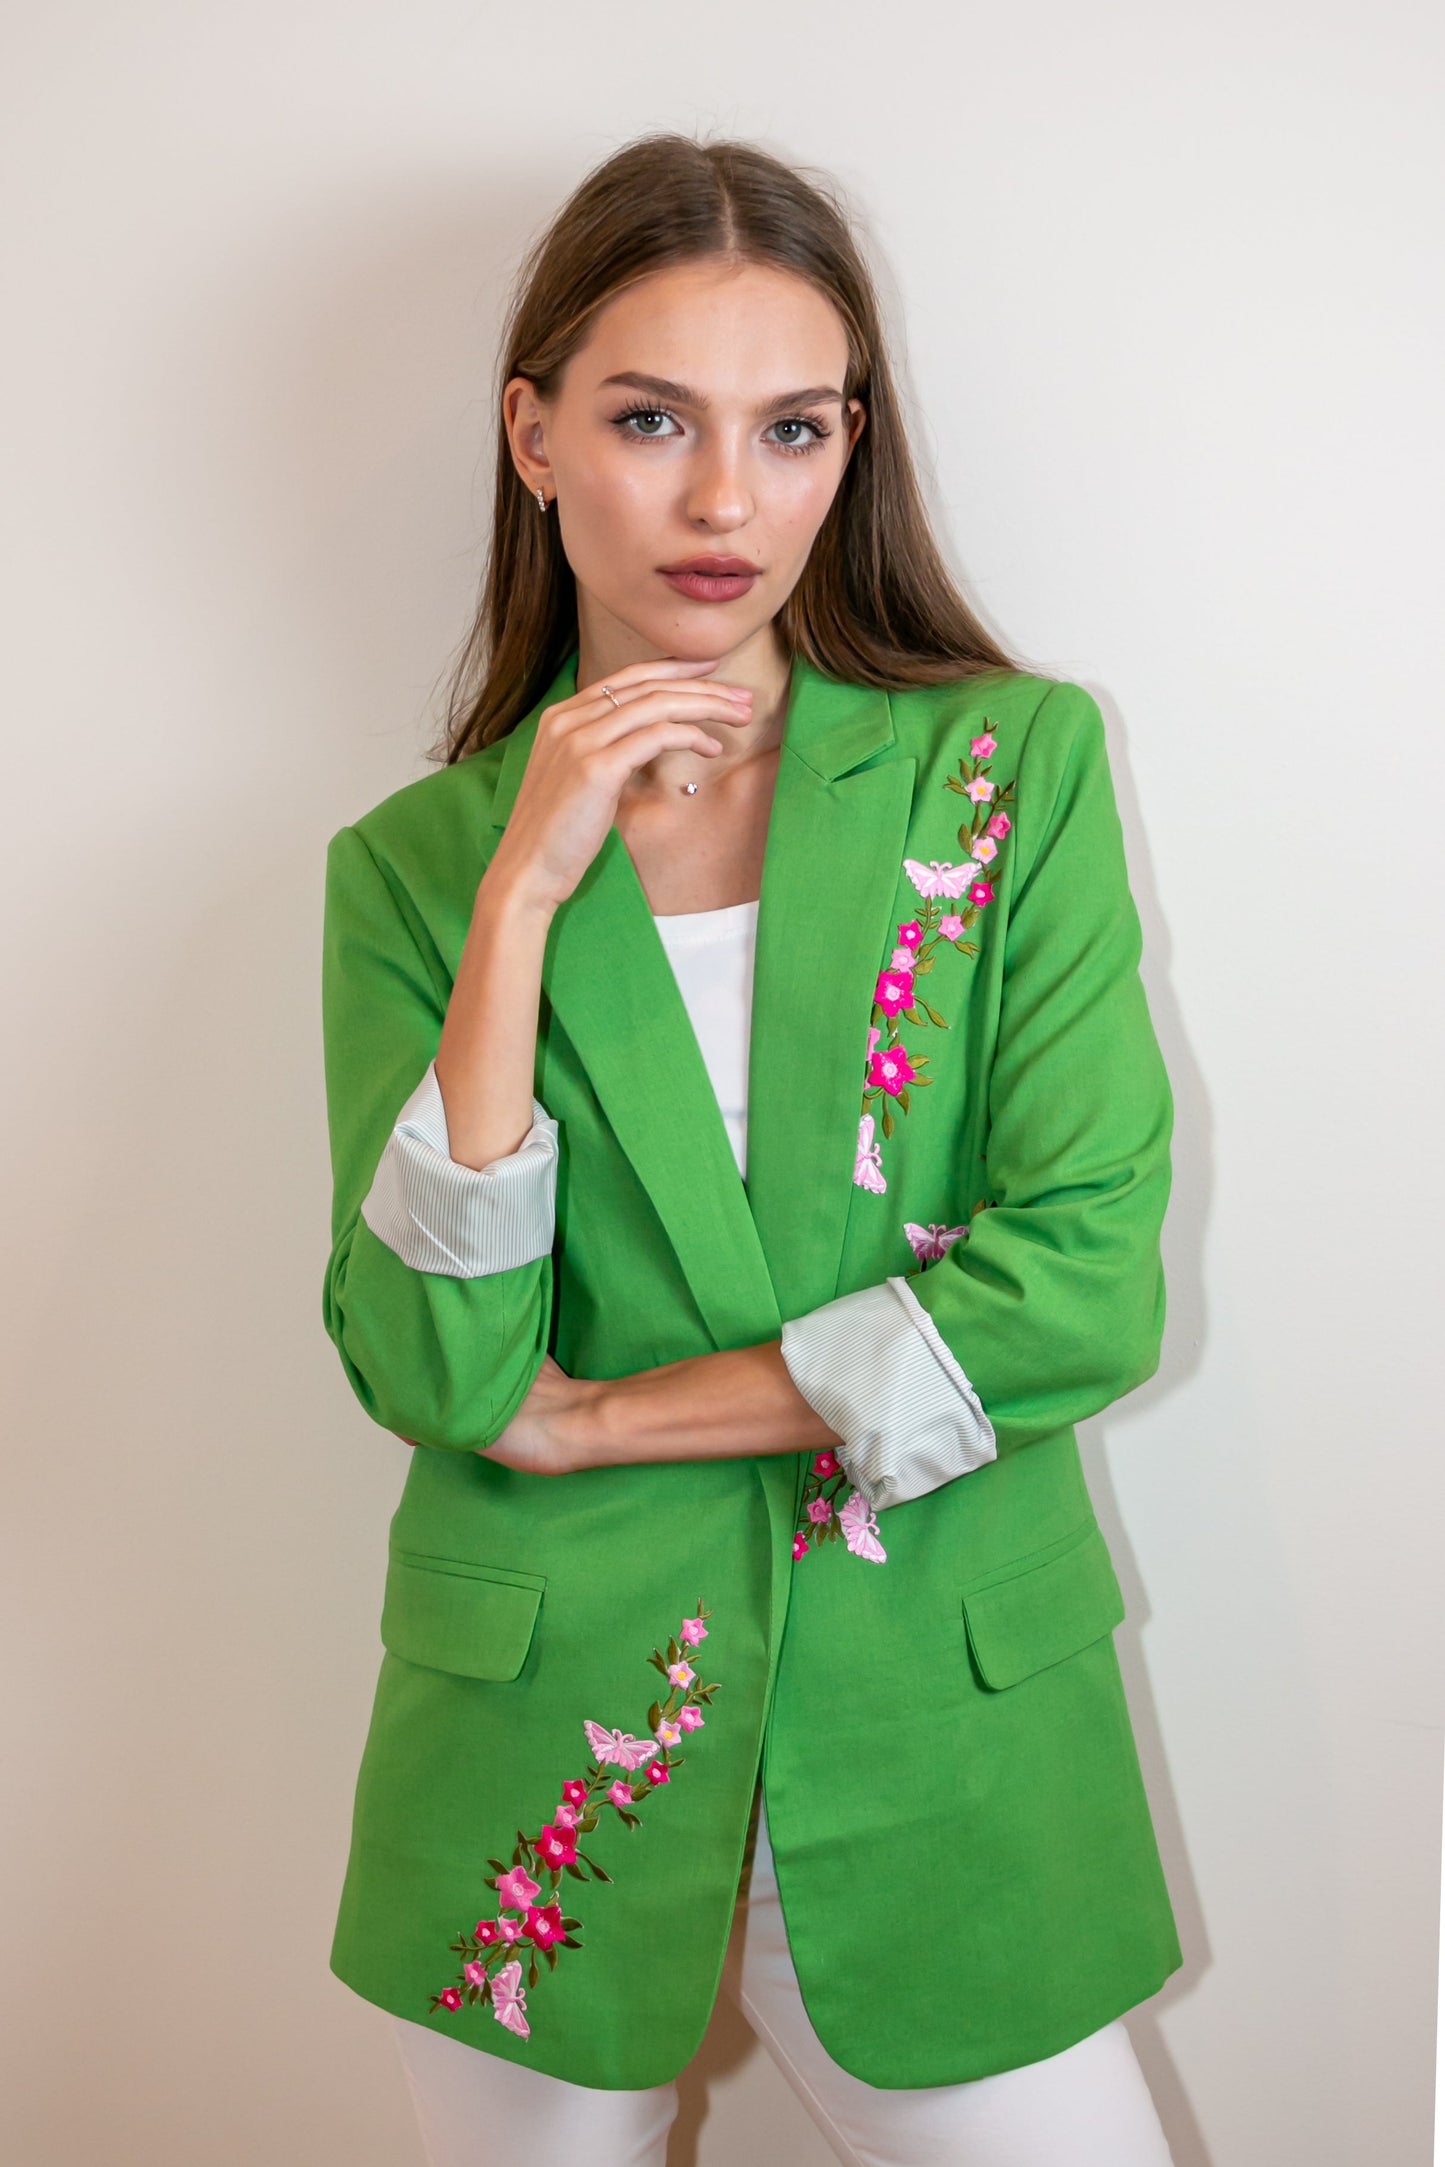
600, 684, 622, 710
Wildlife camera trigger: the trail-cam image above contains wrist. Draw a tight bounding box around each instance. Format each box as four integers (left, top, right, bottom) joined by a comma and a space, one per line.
558, 1375, 616, 1473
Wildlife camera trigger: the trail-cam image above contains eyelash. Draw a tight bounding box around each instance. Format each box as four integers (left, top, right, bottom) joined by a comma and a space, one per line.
609, 402, 833, 456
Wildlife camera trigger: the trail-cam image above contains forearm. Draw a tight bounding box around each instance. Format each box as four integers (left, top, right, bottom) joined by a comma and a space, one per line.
583, 1340, 840, 1469
435, 859, 555, 1172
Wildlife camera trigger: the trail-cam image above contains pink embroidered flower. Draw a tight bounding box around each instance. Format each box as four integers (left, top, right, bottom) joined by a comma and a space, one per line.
867, 1042, 919, 1097
972, 836, 998, 864
666, 1659, 696, 1689
988, 812, 1011, 838
793, 1533, 809, 1558
968, 880, 995, 907
496, 1863, 541, 1911
677, 1705, 705, 1731
807, 1496, 833, 1523
966, 776, 996, 804
497, 1918, 524, 1944
813, 1449, 839, 1476
970, 731, 997, 757
867, 1024, 881, 1057
550, 1800, 579, 1830
647, 1760, 672, 1787
475, 1919, 502, 1945
524, 1901, 566, 1949
939, 912, 965, 940
608, 1779, 633, 1808
873, 966, 914, 1017
439, 1988, 462, 2010
888, 945, 915, 969
897, 919, 923, 951
679, 1616, 708, 1646
535, 1822, 579, 1870
561, 1778, 589, 1806
464, 1960, 488, 1986
655, 1717, 683, 1748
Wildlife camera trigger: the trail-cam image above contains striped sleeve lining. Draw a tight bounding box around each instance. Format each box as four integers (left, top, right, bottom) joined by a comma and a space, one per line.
359, 1058, 558, 1277
778, 1275, 996, 1512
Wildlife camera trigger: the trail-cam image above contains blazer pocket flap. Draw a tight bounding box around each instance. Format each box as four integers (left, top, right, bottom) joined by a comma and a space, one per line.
381, 1550, 546, 1681
961, 1522, 1125, 1691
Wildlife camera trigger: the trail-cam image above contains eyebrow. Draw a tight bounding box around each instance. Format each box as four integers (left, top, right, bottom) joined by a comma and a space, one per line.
598, 370, 845, 414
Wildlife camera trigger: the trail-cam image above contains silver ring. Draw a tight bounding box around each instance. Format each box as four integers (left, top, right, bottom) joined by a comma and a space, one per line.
600, 685, 622, 710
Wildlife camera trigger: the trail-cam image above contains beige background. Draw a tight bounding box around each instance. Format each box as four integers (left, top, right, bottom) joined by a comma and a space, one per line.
3, 2, 1442, 2162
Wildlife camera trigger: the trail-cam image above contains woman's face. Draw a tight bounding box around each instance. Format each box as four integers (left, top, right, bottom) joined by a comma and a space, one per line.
505, 258, 867, 664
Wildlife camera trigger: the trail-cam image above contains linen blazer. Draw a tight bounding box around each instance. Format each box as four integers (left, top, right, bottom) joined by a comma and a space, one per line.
320, 645, 1182, 2090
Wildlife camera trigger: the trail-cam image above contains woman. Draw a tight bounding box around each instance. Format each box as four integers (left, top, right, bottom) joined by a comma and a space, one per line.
320, 131, 1181, 2165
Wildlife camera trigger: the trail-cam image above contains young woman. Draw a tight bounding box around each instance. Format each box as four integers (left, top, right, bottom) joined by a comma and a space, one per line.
320, 131, 1181, 2166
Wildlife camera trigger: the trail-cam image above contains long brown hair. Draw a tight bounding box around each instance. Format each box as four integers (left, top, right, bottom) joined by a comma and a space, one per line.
432, 130, 1022, 768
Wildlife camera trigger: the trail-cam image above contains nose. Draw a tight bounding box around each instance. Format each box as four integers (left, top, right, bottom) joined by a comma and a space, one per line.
683, 435, 755, 533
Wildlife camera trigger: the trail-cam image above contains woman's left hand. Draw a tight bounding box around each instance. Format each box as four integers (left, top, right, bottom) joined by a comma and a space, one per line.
473, 1353, 602, 1476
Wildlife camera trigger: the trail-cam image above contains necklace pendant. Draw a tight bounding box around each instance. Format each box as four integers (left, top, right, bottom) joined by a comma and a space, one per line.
683, 780, 698, 794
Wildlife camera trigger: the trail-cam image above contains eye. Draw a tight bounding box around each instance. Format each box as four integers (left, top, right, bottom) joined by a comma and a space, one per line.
608, 403, 834, 456
611, 404, 683, 440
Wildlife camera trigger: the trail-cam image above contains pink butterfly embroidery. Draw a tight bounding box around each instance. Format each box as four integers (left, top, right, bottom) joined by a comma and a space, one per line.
904, 1220, 969, 1262
854, 1113, 887, 1194
489, 1959, 530, 2038
838, 1489, 887, 1563
903, 857, 981, 898
582, 1721, 658, 1770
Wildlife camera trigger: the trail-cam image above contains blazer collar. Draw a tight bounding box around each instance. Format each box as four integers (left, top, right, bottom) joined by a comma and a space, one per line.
488, 647, 917, 1348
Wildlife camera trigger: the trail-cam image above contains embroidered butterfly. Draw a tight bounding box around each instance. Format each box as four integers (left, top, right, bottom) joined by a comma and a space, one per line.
839, 1489, 887, 1562
901, 858, 977, 898
581, 1723, 659, 1770
904, 1220, 969, 1263
489, 1959, 530, 2039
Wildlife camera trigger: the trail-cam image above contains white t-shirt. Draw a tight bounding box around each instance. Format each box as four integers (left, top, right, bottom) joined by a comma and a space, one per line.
649, 897, 759, 1181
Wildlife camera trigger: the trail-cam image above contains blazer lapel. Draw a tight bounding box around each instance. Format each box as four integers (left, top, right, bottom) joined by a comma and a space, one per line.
488, 648, 915, 1347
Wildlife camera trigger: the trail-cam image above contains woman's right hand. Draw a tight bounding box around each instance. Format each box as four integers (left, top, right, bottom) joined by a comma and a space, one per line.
484, 656, 756, 914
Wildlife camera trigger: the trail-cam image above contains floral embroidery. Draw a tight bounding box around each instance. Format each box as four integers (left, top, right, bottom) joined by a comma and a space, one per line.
854, 730, 1016, 1192
791, 1449, 888, 1565
428, 1602, 719, 2040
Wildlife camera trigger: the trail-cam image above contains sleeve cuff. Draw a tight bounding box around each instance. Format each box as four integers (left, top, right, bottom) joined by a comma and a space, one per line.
778, 1274, 997, 1512
359, 1058, 558, 1276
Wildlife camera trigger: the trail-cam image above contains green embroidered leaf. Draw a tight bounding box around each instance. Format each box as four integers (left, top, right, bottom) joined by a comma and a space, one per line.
578, 1852, 613, 1883
486, 1859, 506, 1875
647, 1700, 662, 1733
881, 1105, 894, 1139
561, 1935, 581, 1949
563, 1859, 586, 1879
897, 1086, 911, 1111
647, 1651, 668, 1675
902, 1005, 924, 1025
918, 1002, 947, 1027
666, 1637, 680, 1666
544, 1946, 558, 1971
528, 1952, 539, 1988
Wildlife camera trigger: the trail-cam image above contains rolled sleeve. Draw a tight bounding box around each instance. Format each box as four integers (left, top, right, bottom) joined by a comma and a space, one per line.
778, 1273, 997, 1513
359, 1058, 558, 1277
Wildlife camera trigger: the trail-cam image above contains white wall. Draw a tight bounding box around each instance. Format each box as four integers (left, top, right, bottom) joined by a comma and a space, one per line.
2, 3, 1440, 2162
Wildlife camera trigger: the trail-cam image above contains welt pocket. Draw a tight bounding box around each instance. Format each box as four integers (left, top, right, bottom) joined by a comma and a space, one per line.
380, 1547, 547, 1682
959, 1519, 1125, 1691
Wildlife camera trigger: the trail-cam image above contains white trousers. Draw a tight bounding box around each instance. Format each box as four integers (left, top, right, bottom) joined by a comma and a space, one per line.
389, 1785, 1176, 2167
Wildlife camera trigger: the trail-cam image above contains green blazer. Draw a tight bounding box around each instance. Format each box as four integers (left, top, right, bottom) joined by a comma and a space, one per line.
320, 645, 1182, 2090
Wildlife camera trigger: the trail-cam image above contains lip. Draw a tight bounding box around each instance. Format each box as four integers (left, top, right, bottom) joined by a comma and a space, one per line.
659, 556, 761, 603
661, 556, 760, 575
